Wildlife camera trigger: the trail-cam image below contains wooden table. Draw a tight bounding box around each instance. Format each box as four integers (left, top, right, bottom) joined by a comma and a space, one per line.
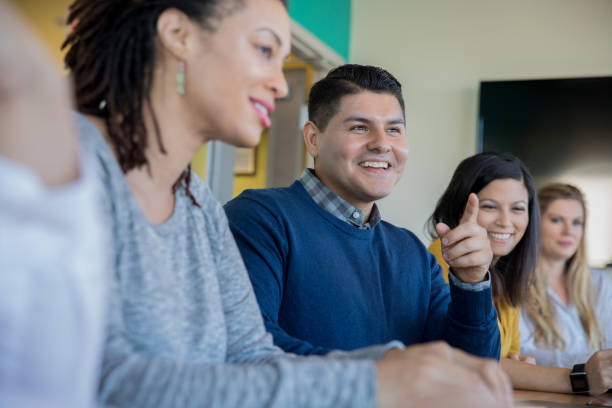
514, 389, 612, 407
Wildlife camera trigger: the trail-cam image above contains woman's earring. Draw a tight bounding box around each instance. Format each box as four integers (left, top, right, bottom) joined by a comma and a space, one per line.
177, 60, 185, 96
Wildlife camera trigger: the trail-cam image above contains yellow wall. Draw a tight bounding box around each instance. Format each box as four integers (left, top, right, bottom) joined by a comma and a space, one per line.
283, 59, 314, 173
232, 132, 269, 197
11, 0, 72, 68
191, 144, 208, 182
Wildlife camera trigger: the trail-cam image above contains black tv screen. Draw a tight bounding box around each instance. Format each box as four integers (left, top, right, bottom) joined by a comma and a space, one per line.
478, 76, 612, 268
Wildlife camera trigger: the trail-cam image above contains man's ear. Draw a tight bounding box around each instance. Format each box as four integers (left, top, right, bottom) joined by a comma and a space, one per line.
156, 8, 193, 60
303, 121, 320, 160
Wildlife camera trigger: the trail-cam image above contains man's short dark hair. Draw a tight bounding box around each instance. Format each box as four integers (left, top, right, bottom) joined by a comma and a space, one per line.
308, 64, 405, 131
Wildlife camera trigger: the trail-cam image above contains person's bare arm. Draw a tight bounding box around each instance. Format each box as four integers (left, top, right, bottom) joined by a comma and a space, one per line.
502, 350, 612, 396
501, 358, 571, 393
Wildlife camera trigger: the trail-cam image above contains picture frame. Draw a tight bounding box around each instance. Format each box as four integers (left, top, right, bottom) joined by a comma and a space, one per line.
234, 146, 257, 176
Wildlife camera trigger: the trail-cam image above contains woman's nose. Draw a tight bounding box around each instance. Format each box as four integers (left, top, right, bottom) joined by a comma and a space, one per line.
496, 210, 512, 227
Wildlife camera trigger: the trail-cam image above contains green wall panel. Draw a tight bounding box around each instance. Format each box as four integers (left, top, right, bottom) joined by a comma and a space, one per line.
289, 0, 351, 61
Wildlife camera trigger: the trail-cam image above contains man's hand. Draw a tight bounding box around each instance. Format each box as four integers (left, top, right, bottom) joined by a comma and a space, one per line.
585, 349, 612, 395
376, 342, 513, 408
436, 193, 493, 283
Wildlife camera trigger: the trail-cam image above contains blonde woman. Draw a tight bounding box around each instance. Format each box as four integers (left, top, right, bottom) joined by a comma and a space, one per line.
520, 183, 612, 388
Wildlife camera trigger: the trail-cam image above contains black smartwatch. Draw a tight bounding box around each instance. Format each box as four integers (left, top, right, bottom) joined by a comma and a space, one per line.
570, 363, 590, 395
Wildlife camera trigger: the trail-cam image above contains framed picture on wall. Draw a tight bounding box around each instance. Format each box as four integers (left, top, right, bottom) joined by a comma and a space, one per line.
234, 147, 257, 176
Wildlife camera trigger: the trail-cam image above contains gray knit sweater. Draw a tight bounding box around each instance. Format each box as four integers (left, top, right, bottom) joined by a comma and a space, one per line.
75, 114, 377, 408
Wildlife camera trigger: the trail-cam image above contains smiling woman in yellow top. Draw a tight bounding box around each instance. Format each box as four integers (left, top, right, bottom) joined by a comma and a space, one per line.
428, 153, 539, 362
428, 153, 546, 385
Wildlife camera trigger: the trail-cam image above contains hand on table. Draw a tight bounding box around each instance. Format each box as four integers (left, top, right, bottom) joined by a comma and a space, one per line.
586, 348, 612, 395
436, 193, 493, 283
376, 341, 513, 408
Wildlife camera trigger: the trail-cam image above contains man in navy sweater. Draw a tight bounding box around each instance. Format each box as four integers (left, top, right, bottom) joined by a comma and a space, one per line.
224, 64, 500, 359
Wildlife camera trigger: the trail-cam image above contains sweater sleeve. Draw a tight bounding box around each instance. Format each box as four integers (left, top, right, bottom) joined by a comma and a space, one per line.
213, 200, 286, 363
423, 249, 501, 359
224, 195, 333, 356
98, 197, 378, 408
99, 297, 377, 408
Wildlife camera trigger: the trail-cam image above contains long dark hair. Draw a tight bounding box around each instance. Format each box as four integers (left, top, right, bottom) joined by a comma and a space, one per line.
63, 0, 284, 205
429, 152, 540, 307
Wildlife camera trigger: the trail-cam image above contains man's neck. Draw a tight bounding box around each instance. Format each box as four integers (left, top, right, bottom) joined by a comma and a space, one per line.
312, 168, 375, 221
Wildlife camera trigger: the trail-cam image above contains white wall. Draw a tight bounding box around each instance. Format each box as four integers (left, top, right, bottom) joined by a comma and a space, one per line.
350, 0, 612, 246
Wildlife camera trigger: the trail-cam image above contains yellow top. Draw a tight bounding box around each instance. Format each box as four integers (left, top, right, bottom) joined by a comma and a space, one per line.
428, 238, 520, 358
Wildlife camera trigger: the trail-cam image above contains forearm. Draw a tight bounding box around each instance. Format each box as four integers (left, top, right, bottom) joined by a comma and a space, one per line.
100, 342, 377, 408
520, 345, 594, 369
501, 358, 571, 393
443, 280, 500, 359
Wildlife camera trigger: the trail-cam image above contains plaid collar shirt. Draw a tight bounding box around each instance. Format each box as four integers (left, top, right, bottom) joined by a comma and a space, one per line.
299, 168, 381, 230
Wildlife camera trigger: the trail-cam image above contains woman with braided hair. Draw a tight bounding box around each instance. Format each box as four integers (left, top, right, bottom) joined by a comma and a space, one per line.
62, 0, 513, 407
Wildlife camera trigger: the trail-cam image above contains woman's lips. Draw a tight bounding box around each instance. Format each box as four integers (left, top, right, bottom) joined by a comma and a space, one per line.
488, 232, 512, 243
251, 98, 274, 129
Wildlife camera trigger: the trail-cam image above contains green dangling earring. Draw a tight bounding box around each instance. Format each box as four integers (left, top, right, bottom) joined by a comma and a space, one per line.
177, 60, 185, 95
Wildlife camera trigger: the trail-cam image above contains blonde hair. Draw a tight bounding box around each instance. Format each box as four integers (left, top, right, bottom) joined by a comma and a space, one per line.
525, 183, 603, 350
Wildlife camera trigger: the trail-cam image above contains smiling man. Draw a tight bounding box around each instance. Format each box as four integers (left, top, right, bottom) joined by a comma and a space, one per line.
224, 64, 501, 358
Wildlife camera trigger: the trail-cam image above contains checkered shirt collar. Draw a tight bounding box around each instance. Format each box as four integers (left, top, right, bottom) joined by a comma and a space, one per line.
299, 168, 381, 229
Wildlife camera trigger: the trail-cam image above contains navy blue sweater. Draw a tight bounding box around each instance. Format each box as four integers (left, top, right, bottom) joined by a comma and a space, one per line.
225, 181, 500, 358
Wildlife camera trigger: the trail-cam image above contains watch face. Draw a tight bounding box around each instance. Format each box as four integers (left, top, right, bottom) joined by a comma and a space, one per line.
571, 375, 588, 390
570, 371, 589, 393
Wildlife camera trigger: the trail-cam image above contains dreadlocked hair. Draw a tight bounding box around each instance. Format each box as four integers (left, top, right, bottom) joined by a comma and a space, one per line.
63, 0, 251, 207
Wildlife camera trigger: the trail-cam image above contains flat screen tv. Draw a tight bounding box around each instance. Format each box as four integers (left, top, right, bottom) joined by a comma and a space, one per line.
478, 76, 612, 268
